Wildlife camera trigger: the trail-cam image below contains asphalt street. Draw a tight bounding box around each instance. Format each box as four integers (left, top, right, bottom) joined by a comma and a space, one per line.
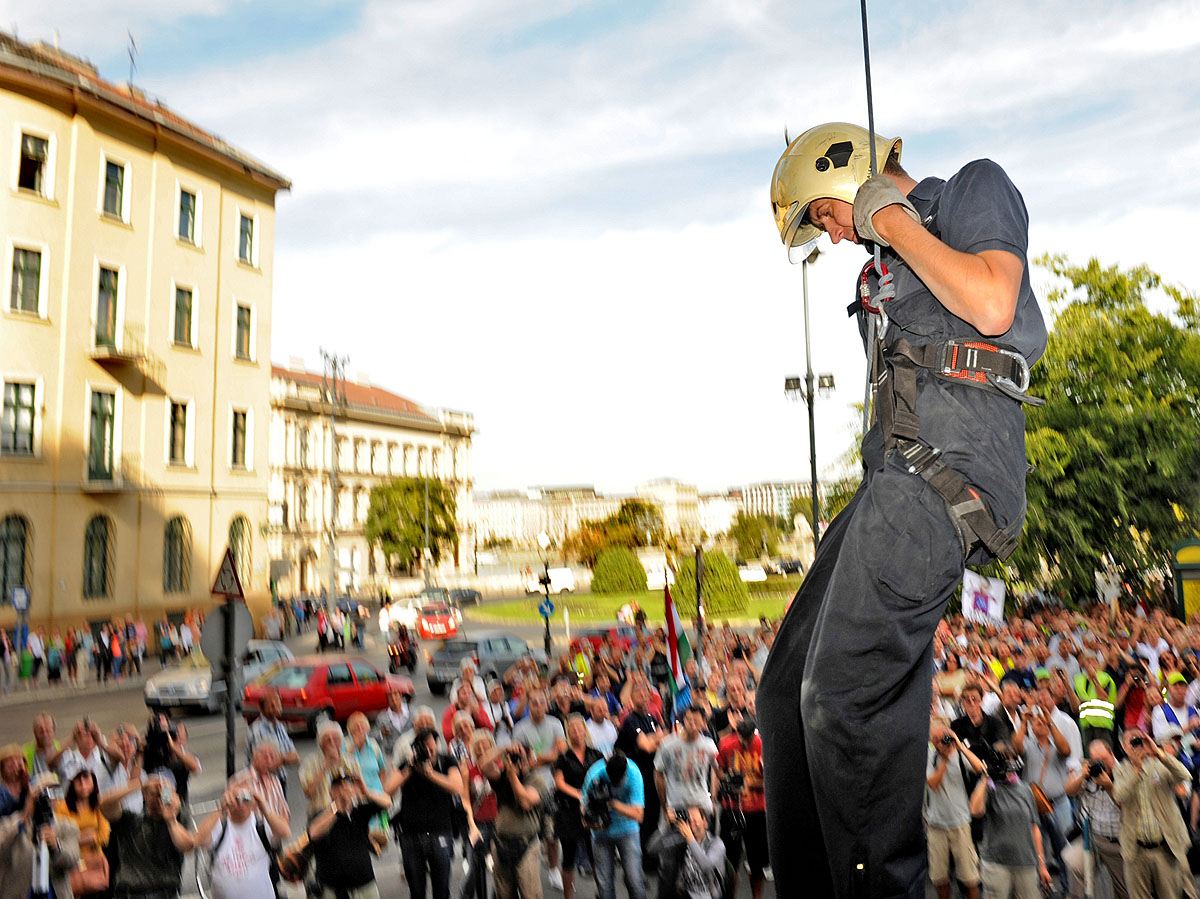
0, 613, 776, 899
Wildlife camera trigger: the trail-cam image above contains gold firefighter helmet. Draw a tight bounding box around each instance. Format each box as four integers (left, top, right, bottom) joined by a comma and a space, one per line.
771, 122, 902, 262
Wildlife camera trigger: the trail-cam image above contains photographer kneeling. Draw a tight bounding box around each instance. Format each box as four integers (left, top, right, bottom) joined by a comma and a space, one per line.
482, 741, 548, 899
0, 768, 80, 899
582, 751, 646, 899
652, 806, 725, 899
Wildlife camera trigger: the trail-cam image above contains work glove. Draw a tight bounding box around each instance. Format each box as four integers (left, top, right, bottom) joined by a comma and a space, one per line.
853, 175, 920, 247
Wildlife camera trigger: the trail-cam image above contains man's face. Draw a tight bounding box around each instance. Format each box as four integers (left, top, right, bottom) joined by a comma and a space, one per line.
529, 691, 548, 720
388, 691, 407, 712
726, 680, 746, 708
329, 777, 355, 806
1170, 681, 1188, 704
631, 685, 650, 712
263, 694, 282, 718
595, 674, 610, 692
590, 698, 607, 722
457, 684, 475, 708
683, 711, 703, 740
1001, 684, 1023, 709
253, 745, 280, 774
33, 716, 54, 745
960, 691, 983, 719
805, 197, 858, 245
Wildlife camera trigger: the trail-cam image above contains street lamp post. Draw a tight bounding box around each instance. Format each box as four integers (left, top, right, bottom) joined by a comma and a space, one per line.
537, 532, 553, 656
321, 349, 348, 601
784, 246, 834, 548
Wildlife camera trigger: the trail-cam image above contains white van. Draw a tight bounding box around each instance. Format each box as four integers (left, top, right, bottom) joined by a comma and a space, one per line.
525, 567, 576, 594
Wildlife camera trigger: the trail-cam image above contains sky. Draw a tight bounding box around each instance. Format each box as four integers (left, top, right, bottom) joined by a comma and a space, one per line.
6, 0, 1200, 495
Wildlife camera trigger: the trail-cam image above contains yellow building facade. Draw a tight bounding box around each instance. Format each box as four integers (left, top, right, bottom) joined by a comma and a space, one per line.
0, 36, 289, 629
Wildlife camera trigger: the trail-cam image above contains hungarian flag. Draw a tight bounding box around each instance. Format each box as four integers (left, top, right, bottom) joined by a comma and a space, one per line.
664, 583, 693, 715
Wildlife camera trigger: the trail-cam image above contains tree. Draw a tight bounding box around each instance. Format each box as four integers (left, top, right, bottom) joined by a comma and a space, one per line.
727, 512, 782, 560
671, 551, 748, 617
1010, 256, 1200, 600
592, 547, 647, 595
365, 477, 459, 575
565, 499, 664, 568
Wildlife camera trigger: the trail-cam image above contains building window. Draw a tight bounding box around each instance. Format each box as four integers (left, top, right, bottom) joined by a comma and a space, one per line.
298, 429, 310, 469
238, 214, 254, 264
18, 134, 48, 194
1, 382, 36, 456
103, 160, 125, 218
168, 400, 188, 465
297, 486, 308, 524
82, 515, 113, 599
88, 391, 115, 480
96, 267, 119, 348
163, 516, 191, 593
235, 305, 252, 360
179, 189, 196, 243
10, 247, 41, 314
0, 515, 29, 603
231, 409, 247, 467
173, 287, 193, 347
229, 516, 251, 584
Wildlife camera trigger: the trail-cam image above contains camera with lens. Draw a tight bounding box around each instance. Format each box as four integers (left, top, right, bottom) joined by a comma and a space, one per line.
31, 773, 58, 832
673, 808, 688, 824
939, 734, 955, 746
583, 778, 613, 830
144, 716, 178, 772
1087, 760, 1105, 779
980, 745, 1022, 781
1129, 736, 1145, 749
717, 770, 745, 802
409, 730, 436, 767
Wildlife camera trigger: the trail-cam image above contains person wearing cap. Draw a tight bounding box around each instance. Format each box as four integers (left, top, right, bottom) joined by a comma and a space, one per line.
1114, 727, 1193, 898
1151, 672, 1200, 753
100, 766, 197, 898
760, 122, 1046, 898
193, 775, 290, 899
303, 765, 393, 899
301, 721, 360, 820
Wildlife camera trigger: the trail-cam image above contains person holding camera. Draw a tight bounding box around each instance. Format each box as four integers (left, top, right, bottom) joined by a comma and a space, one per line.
0, 772, 80, 899
554, 715, 603, 899
1113, 728, 1193, 899
461, 731, 500, 899
386, 727, 462, 899
192, 777, 291, 899
475, 740, 547, 899
655, 806, 725, 899
301, 722, 360, 820
54, 767, 111, 897
100, 767, 197, 898
926, 719, 986, 899
1063, 740, 1128, 899
715, 717, 766, 899
969, 741, 1052, 898
582, 751, 646, 899
304, 765, 394, 899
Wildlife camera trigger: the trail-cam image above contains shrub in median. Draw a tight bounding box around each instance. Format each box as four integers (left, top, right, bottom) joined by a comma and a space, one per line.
592, 547, 648, 595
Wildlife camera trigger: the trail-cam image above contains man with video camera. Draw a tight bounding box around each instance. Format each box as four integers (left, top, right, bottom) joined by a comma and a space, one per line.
652, 806, 725, 899
385, 727, 462, 899
714, 717, 766, 899
1113, 727, 1192, 898
582, 751, 646, 899
0, 764, 79, 899
1063, 740, 1128, 899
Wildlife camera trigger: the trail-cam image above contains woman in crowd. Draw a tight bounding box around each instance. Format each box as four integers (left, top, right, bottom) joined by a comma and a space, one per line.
54, 767, 110, 898
461, 731, 499, 899
553, 714, 603, 899
970, 741, 1051, 899
301, 721, 359, 820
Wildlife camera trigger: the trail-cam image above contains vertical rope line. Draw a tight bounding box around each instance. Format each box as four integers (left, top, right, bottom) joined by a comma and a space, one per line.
860, 0, 880, 437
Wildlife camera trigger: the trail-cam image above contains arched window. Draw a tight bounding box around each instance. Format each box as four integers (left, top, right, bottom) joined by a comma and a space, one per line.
229, 515, 251, 585
0, 515, 30, 602
83, 515, 114, 598
163, 516, 192, 593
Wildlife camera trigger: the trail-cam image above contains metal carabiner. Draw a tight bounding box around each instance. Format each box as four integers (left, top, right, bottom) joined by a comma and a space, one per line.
992, 347, 1030, 394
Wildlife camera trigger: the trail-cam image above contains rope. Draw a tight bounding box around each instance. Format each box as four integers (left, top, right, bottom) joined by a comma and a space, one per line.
859, 0, 882, 436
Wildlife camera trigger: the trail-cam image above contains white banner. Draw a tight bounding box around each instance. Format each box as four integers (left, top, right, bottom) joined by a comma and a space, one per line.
962, 569, 1006, 624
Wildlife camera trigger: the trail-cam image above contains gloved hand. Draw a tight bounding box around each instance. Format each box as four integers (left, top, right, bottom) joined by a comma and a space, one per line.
853, 175, 919, 247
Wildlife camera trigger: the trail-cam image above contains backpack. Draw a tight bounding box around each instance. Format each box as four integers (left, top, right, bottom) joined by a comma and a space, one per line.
212, 815, 280, 892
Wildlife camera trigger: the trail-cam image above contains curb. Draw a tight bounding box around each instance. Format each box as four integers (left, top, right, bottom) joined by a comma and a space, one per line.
0, 675, 148, 709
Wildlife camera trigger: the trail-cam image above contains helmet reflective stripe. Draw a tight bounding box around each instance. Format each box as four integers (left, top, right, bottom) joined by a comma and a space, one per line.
770, 122, 901, 258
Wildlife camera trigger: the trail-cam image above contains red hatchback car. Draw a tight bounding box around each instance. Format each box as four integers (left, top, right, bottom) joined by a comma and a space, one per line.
243, 655, 413, 733
416, 603, 459, 640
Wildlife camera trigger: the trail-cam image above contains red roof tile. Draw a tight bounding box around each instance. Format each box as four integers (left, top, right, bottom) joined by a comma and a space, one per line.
272, 366, 436, 422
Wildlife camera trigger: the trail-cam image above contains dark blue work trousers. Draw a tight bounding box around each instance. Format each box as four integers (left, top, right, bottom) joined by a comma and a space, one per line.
758, 451, 968, 899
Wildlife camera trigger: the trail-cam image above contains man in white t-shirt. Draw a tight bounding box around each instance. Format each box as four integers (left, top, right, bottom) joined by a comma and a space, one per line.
586, 695, 618, 758
194, 778, 291, 899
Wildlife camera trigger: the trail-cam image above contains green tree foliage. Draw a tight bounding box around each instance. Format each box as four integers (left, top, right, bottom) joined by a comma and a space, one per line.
1011, 256, 1200, 599
727, 512, 782, 560
591, 547, 647, 595
566, 499, 664, 568
365, 477, 459, 573
671, 551, 748, 617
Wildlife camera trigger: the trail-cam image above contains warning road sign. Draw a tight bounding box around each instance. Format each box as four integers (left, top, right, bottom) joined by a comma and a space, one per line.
211, 547, 245, 598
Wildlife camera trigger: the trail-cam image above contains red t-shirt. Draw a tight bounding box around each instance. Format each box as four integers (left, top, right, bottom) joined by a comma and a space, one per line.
716, 733, 765, 814
466, 762, 497, 823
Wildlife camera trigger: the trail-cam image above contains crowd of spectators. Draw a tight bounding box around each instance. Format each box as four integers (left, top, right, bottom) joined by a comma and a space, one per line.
928, 604, 1200, 899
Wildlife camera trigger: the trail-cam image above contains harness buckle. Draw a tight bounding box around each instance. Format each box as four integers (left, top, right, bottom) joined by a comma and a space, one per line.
992, 347, 1031, 395
898, 440, 941, 476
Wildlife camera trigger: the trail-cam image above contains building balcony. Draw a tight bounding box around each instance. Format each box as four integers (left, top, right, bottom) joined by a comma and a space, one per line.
89, 325, 165, 387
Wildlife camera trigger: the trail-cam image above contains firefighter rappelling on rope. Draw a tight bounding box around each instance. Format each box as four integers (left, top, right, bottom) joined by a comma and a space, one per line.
756, 2, 1049, 897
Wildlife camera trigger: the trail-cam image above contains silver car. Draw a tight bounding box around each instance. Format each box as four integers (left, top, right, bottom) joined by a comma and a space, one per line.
144, 639, 293, 714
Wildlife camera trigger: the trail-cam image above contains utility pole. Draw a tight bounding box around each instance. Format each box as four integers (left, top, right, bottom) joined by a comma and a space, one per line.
802, 255, 820, 547
423, 476, 431, 588
321, 350, 348, 602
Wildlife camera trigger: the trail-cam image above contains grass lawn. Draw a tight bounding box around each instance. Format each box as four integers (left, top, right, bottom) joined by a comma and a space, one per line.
470, 588, 796, 627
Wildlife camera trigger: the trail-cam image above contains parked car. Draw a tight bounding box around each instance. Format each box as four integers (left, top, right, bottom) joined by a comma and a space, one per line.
524, 567, 576, 594
145, 640, 293, 714
738, 563, 768, 583
242, 655, 413, 734
426, 632, 545, 695
450, 588, 483, 606
416, 603, 459, 640
569, 624, 637, 657
779, 558, 805, 575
